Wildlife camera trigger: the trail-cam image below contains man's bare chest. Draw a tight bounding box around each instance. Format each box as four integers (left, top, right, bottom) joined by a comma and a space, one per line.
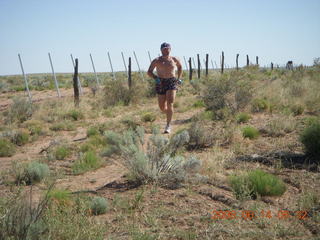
157, 58, 176, 69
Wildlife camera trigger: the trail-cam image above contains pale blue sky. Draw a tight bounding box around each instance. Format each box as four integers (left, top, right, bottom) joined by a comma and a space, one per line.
0, 0, 319, 75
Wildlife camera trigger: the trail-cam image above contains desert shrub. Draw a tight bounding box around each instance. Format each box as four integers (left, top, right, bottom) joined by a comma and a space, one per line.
13, 129, 30, 146
266, 116, 296, 137
65, 109, 84, 121
236, 112, 251, 123
23, 120, 43, 136
141, 112, 156, 122
47, 189, 72, 206
106, 127, 201, 188
235, 81, 253, 110
87, 126, 99, 137
290, 104, 304, 116
54, 146, 71, 160
90, 197, 108, 215
103, 77, 146, 107
16, 162, 50, 185
0, 138, 16, 157
187, 120, 215, 149
229, 169, 286, 200
0, 191, 50, 240
300, 121, 320, 158
49, 121, 75, 131
242, 126, 259, 139
202, 78, 235, 116
6, 97, 35, 123
251, 98, 270, 112
72, 151, 102, 174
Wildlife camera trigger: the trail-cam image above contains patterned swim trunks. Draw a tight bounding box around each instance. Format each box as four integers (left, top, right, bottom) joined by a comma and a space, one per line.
155, 77, 179, 95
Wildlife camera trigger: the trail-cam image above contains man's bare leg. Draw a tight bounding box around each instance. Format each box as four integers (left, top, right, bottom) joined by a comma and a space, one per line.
165, 90, 176, 126
158, 94, 167, 114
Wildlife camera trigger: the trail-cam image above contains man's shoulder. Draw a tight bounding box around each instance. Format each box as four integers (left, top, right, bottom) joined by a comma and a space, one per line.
152, 57, 161, 63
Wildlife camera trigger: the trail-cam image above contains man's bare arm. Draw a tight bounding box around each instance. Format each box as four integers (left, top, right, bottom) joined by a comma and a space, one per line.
173, 57, 183, 79
147, 59, 158, 79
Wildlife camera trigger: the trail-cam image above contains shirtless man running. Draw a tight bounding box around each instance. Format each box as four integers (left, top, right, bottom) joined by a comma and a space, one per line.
147, 42, 183, 134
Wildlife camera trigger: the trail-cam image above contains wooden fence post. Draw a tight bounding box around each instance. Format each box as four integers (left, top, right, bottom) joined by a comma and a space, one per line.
18, 54, 32, 102
73, 58, 80, 107
71, 54, 83, 95
271, 62, 274, 70
205, 54, 209, 76
197, 54, 200, 78
236, 54, 239, 71
246, 55, 249, 67
256, 56, 259, 66
221, 51, 224, 74
128, 57, 132, 89
188, 57, 192, 80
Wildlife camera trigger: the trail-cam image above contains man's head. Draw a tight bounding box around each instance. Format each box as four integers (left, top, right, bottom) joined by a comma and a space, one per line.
160, 42, 171, 56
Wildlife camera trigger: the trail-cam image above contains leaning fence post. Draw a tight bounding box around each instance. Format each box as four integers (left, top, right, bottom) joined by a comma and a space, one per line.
246, 55, 249, 67
205, 54, 209, 76
236, 54, 239, 71
48, 52, 61, 98
121, 52, 128, 77
89, 53, 100, 87
221, 51, 224, 74
192, 57, 196, 71
71, 54, 83, 95
183, 56, 189, 71
148, 51, 152, 64
128, 57, 132, 89
73, 58, 80, 107
133, 51, 144, 81
197, 54, 200, 78
188, 57, 192, 81
18, 54, 32, 102
107, 51, 116, 80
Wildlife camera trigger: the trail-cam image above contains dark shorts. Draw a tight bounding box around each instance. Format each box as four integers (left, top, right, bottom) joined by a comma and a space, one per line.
155, 77, 179, 95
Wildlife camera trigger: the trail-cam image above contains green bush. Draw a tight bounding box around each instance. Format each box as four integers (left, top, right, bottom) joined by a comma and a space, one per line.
0, 138, 16, 157
16, 162, 50, 185
141, 112, 156, 122
66, 109, 84, 121
72, 151, 102, 174
229, 169, 286, 199
54, 146, 71, 160
236, 112, 251, 123
300, 121, 320, 158
192, 100, 205, 108
47, 189, 72, 206
23, 120, 43, 136
50, 121, 75, 131
251, 98, 269, 112
290, 104, 304, 116
90, 197, 108, 215
14, 129, 30, 146
86, 126, 99, 137
242, 126, 259, 139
